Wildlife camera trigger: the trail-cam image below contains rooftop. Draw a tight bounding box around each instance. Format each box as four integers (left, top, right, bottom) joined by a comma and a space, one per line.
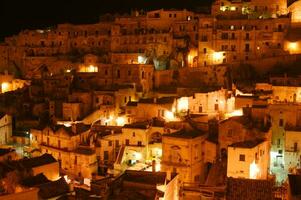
38, 177, 69, 199
0, 148, 15, 156
126, 101, 138, 107
74, 146, 95, 155
139, 96, 175, 104
123, 170, 166, 185
163, 128, 204, 139
227, 178, 274, 200
229, 139, 265, 149
17, 153, 57, 168
123, 121, 149, 129
22, 173, 50, 187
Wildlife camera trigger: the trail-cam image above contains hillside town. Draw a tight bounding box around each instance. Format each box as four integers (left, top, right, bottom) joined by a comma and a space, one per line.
0, 0, 301, 199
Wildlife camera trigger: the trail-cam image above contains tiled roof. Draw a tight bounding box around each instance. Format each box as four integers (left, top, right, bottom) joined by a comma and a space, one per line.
14, 153, 57, 169
38, 177, 69, 199
22, 173, 50, 187
226, 178, 274, 200
123, 121, 149, 129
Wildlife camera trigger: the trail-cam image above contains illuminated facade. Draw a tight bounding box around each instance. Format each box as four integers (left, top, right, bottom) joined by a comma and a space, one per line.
30, 124, 97, 178
227, 139, 270, 180
0, 114, 12, 145
161, 129, 207, 183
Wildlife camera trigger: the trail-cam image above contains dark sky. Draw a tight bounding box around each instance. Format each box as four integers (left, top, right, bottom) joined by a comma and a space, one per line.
0, 0, 212, 40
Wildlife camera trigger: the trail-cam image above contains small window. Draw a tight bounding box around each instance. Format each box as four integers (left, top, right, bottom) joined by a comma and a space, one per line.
227, 129, 233, 137
138, 141, 142, 146
132, 132, 135, 137
109, 141, 112, 146
126, 139, 130, 145
279, 119, 284, 127
239, 154, 245, 161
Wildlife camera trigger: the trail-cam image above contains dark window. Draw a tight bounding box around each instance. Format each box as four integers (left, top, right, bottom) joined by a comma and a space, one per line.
294, 142, 298, 152
214, 104, 219, 111
126, 139, 130, 145
239, 154, 245, 161
109, 141, 112, 146
199, 106, 202, 113
104, 151, 109, 160
138, 141, 142, 146
279, 119, 284, 127
245, 44, 250, 52
74, 156, 77, 164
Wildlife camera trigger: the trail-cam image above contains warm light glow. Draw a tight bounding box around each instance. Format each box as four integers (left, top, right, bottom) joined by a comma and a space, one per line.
164, 110, 178, 122
105, 115, 114, 124
64, 175, 71, 184
116, 117, 125, 126
177, 97, 189, 112
155, 162, 161, 172
213, 52, 223, 60
66, 69, 71, 73
88, 65, 98, 72
187, 49, 198, 67
220, 6, 227, 11
133, 152, 142, 160
213, 52, 224, 64
225, 109, 243, 118
138, 55, 147, 64
230, 6, 236, 11
289, 42, 298, 51
249, 160, 260, 179
1, 82, 11, 93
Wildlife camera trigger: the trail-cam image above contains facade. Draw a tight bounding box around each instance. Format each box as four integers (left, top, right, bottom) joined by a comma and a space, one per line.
0, 114, 12, 145
218, 116, 270, 156
30, 124, 97, 178
161, 129, 207, 183
227, 139, 270, 180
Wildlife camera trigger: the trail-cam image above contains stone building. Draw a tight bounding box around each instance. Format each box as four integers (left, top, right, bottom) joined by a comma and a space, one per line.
30, 123, 97, 178
161, 129, 207, 183
0, 114, 12, 145
227, 139, 270, 180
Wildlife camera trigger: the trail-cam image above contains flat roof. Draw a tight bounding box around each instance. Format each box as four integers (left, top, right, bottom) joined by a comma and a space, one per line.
229, 139, 265, 148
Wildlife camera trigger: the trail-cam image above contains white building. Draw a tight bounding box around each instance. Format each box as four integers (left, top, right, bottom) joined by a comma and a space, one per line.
227, 139, 270, 180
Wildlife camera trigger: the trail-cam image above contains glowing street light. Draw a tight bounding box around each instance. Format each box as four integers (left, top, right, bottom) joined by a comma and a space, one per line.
1, 82, 10, 93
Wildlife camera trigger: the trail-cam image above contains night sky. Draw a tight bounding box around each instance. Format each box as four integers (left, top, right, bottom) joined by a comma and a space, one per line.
0, 0, 213, 40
